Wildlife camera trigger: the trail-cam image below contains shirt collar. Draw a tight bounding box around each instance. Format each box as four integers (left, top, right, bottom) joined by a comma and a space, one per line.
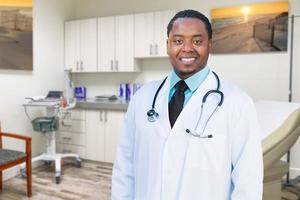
170, 66, 210, 92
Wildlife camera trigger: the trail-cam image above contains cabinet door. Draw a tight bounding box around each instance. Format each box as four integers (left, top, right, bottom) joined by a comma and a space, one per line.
104, 110, 125, 163
115, 15, 134, 72
134, 12, 154, 58
86, 110, 105, 161
80, 18, 97, 72
65, 21, 80, 71
154, 10, 176, 57
98, 17, 115, 72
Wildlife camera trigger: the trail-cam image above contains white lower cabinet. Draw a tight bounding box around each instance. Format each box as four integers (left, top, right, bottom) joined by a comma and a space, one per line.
86, 110, 125, 163
57, 109, 87, 158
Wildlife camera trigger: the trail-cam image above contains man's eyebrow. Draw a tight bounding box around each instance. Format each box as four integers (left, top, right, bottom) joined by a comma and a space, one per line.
171, 34, 205, 38
171, 34, 183, 37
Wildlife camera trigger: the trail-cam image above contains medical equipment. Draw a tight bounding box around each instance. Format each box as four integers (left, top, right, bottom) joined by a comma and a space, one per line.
22, 97, 80, 184
147, 71, 224, 137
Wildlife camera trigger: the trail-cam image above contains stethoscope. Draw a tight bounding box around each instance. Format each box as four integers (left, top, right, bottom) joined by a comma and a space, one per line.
147, 71, 224, 138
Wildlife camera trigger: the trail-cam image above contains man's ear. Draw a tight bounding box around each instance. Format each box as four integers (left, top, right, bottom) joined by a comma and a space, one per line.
166, 38, 169, 55
208, 39, 212, 52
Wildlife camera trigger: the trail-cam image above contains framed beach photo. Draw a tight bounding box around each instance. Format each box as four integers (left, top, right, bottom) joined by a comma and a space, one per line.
0, 0, 32, 70
211, 1, 289, 54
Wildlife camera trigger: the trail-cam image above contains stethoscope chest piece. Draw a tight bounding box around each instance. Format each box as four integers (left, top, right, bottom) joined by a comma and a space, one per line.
147, 109, 159, 122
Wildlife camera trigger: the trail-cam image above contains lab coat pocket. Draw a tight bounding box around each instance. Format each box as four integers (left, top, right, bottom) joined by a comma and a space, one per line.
186, 134, 227, 172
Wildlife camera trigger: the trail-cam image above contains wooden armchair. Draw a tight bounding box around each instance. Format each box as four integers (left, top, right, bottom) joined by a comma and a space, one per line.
0, 125, 32, 197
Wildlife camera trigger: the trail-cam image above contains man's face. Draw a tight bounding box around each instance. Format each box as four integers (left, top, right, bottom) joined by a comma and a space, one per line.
167, 18, 211, 80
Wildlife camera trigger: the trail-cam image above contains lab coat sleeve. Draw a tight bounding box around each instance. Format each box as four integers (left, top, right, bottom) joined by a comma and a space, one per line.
230, 99, 263, 200
111, 98, 136, 200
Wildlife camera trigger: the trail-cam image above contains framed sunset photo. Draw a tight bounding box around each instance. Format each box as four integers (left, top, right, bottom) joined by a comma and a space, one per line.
211, 1, 289, 54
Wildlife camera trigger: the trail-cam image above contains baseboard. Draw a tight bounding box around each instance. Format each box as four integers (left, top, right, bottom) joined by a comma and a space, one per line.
3, 160, 43, 181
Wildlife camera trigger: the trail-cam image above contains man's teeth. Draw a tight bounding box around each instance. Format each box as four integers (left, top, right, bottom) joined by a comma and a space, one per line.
181, 58, 195, 62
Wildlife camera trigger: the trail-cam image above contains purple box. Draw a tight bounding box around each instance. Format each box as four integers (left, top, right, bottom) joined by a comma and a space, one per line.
74, 86, 86, 99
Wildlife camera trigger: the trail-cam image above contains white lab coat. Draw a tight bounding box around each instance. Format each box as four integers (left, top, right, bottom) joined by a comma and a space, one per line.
112, 71, 263, 200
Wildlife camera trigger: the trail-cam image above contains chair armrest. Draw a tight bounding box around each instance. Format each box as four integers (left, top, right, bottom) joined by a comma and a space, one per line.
0, 132, 32, 155
0, 132, 31, 141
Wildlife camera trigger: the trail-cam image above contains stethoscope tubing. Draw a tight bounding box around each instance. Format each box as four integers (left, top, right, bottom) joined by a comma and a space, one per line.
147, 71, 224, 138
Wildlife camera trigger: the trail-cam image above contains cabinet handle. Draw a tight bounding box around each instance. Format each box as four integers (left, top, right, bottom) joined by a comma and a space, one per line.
62, 121, 72, 127
110, 60, 113, 71
104, 111, 107, 122
150, 44, 153, 55
155, 44, 158, 55
80, 61, 83, 71
100, 111, 103, 122
63, 149, 72, 153
63, 137, 72, 140
76, 61, 79, 71
115, 60, 118, 71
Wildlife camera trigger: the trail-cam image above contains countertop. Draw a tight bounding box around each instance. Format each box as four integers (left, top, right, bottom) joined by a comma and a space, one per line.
75, 98, 129, 111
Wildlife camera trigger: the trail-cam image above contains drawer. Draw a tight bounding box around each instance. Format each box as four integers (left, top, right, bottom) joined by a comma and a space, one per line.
57, 132, 86, 146
62, 109, 86, 121
57, 143, 86, 159
60, 120, 86, 133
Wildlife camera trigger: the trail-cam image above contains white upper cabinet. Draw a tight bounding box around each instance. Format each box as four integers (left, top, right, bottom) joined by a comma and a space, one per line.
98, 14, 138, 72
134, 12, 154, 58
134, 10, 176, 58
115, 15, 135, 72
65, 19, 97, 72
98, 17, 115, 72
65, 21, 80, 72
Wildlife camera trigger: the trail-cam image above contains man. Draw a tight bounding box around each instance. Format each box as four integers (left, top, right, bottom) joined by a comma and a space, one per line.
112, 10, 263, 200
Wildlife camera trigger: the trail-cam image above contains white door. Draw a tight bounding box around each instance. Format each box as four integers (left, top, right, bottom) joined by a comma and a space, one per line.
65, 20, 80, 72
80, 18, 97, 72
115, 15, 134, 72
134, 12, 154, 58
86, 110, 105, 161
98, 16, 115, 72
154, 10, 176, 57
104, 110, 125, 163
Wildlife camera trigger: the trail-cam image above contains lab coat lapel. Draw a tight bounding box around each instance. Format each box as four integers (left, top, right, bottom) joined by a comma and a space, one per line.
161, 71, 217, 199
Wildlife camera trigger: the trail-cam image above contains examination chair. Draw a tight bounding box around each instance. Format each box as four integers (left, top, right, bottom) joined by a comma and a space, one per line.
256, 101, 300, 200
0, 123, 32, 197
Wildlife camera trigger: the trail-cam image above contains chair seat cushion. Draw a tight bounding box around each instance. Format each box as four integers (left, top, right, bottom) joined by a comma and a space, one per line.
0, 149, 26, 166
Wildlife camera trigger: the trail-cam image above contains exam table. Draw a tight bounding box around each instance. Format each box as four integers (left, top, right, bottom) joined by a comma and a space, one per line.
255, 101, 300, 200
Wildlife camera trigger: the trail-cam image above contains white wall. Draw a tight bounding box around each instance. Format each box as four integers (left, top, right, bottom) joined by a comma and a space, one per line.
73, 0, 300, 177
0, 0, 74, 179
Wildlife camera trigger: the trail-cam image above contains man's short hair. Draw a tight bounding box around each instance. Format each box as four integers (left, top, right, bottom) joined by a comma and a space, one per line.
167, 9, 212, 39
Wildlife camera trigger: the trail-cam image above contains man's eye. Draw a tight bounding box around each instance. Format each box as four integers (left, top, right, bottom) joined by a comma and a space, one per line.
194, 40, 203, 45
173, 39, 183, 45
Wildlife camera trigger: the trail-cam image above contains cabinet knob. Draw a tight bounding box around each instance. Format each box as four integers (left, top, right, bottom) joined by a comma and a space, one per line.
150, 44, 153, 55
104, 111, 107, 122
115, 60, 118, 71
80, 61, 83, 71
100, 111, 103, 122
110, 60, 114, 71
63, 149, 72, 153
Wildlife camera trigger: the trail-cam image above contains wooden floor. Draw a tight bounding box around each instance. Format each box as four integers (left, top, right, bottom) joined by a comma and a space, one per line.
0, 160, 112, 200
0, 160, 299, 200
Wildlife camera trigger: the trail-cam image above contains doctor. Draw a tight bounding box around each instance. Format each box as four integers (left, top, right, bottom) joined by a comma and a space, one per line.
112, 9, 263, 200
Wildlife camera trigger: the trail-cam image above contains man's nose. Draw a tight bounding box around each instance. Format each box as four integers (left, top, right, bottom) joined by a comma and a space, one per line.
182, 41, 193, 52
